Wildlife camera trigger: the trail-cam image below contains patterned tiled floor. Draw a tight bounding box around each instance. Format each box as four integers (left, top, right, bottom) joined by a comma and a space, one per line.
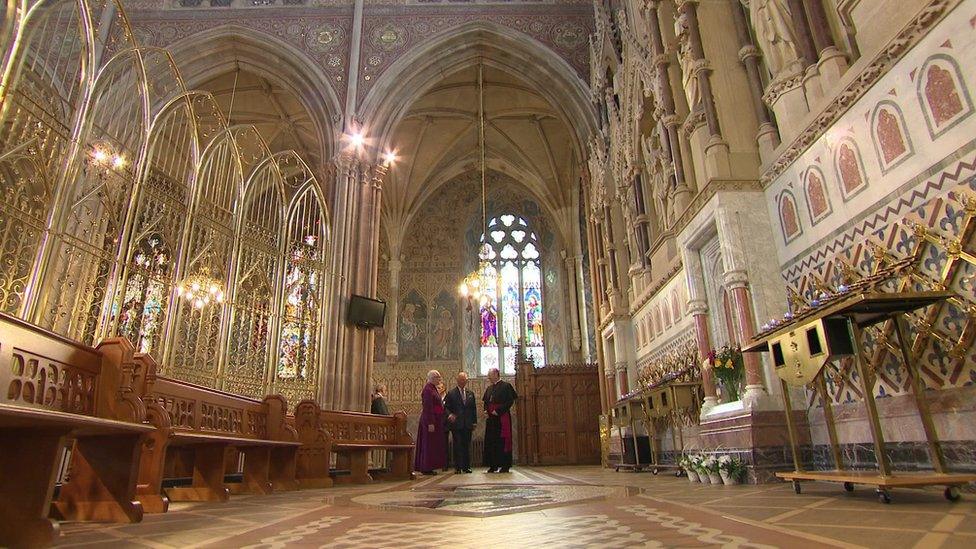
52, 467, 974, 548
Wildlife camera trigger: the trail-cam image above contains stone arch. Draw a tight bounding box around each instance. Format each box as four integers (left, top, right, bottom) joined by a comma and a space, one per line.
802, 166, 832, 225
834, 138, 867, 200
359, 21, 596, 167
164, 25, 340, 162
917, 53, 973, 137
870, 100, 913, 173
778, 190, 802, 244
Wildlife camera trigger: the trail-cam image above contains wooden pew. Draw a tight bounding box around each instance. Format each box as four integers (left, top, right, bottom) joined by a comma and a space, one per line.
128, 354, 301, 507
292, 400, 414, 485
0, 314, 154, 549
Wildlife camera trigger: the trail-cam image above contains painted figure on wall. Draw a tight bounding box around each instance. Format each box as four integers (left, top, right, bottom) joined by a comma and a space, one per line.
399, 290, 428, 362
430, 290, 458, 360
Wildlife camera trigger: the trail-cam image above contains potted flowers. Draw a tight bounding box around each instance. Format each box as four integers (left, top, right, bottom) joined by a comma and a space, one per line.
701, 455, 722, 484
718, 455, 746, 485
680, 454, 700, 482
705, 345, 745, 402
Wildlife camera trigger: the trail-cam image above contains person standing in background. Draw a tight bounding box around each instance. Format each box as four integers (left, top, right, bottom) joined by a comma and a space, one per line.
444, 371, 476, 473
370, 383, 390, 415
414, 370, 446, 475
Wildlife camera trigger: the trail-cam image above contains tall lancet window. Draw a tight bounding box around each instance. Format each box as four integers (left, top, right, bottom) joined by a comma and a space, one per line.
479, 214, 545, 374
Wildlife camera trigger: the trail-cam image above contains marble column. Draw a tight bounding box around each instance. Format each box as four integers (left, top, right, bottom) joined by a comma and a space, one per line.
723, 269, 767, 405
615, 362, 629, 398
688, 299, 719, 414
385, 257, 401, 359
728, 0, 780, 161
804, 0, 848, 87
678, 0, 721, 139
574, 256, 591, 360
785, 0, 818, 68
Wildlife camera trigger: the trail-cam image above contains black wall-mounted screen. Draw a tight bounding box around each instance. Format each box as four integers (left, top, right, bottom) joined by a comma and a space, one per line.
348, 295, 386, 327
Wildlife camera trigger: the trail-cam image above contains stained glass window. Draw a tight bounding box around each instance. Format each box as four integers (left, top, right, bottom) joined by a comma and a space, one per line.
115, 233, 170, 353
478, 215, 545, 374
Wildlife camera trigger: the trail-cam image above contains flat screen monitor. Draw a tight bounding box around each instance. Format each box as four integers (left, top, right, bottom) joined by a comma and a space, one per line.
348, 294, 386, 327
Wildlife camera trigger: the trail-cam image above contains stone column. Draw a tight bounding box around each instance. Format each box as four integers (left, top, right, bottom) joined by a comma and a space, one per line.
723, 269, 767, 406
728, 0, 780, 162
688, 299, 719, 414
678, 0, 732, 178
604, 368, 617, 410
563, 252, 582, 354
385, 257, 401, 359
804, 0, 848, 87
644, 1, 692, 211
323, 155, 383, 412
785, 0, 818, 68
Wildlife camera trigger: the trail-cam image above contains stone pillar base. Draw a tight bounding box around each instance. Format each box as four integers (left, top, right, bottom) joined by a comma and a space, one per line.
703, 135, 732, 180
817, 47, 849, 91
757, 123, 780, 165
698, 408, 811, 483
766, 73, 808, 143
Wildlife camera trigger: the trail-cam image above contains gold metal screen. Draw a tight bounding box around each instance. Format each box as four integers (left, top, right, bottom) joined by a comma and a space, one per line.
0, 0, 332, 403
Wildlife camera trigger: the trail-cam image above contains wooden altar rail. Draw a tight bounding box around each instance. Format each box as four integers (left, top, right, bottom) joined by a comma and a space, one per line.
292, 401, 414, 485
0, 313, 154, 549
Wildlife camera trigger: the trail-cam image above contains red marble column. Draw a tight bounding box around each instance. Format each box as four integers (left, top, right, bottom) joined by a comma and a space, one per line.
730, 284, 764, 387
616, 364, 629, 397
690, 307, 718, 400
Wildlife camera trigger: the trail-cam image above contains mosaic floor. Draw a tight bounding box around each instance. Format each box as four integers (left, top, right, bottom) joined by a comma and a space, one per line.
53, 466, 975, 548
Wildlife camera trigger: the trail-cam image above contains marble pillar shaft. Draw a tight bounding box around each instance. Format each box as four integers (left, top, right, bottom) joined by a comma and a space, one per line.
803, 0, 837, 55
386, 258, 401, 357
786, 0, 819, 67
680, 1, 722, 138
645, 2, 689, 193
564, 255, 582, 350
728, 0, 774, 129
730, 285, 763, 387
692, 312, 718, 399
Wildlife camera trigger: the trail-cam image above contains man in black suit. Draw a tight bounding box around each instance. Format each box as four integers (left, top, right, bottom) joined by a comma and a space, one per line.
444, 371, 476, 473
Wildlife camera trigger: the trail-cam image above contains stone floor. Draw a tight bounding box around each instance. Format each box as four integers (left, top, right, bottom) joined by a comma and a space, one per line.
53, 466, 975, 548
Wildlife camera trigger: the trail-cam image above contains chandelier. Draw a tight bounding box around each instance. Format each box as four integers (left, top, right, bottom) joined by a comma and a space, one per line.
177, 266, 225, 309
458, 63, 490, 305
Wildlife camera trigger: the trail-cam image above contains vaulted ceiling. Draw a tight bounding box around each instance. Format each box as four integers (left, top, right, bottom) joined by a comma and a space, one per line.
382, 64, 581, 252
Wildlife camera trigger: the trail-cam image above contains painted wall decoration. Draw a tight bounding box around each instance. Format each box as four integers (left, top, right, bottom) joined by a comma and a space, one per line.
779, 191, 802, 244
764, 0, 976, 402
399, 289, 428, 362
804, 167, 832, 224
430, 290, 459, 360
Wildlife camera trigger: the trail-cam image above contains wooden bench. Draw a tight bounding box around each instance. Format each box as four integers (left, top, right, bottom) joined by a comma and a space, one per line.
0, 314, 154, 549
128, 353, 301, 508
292, 400, 414, 485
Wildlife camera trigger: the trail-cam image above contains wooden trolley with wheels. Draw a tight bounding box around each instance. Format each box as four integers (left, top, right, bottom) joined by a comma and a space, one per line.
745, 289, 976, 503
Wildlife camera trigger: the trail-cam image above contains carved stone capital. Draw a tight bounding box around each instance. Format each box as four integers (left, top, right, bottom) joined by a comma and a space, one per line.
738, 45, 761, 64
687, 298, 709, 316
722, 269, 749, 289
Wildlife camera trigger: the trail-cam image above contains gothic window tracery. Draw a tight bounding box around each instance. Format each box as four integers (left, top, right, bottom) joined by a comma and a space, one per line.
479, 214, 545, 374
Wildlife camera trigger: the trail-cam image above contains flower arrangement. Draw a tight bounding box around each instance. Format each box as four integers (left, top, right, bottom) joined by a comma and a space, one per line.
700, 455, 722, 484
705, 344, 744, 402
679, 454, 700, 482
718, 455, 747, 485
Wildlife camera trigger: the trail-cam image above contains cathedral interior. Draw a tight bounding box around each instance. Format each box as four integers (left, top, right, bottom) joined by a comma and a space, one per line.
2, 0, 976, 547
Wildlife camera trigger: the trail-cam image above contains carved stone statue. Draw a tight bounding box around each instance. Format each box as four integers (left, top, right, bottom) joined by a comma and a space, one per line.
673, 14, 700, 109
749, 0, 800, 77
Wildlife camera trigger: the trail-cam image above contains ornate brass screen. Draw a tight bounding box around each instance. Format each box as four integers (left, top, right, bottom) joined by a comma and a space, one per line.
0, 0, 332, 405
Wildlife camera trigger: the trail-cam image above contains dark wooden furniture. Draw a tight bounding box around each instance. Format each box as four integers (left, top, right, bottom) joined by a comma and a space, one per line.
127, 353, 301, 508
292, 400, 414, 485
0, 314, 154, 549
515, 361, 602, 465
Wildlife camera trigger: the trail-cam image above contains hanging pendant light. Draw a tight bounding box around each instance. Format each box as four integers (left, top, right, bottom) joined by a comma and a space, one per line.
458, 63, 491, 309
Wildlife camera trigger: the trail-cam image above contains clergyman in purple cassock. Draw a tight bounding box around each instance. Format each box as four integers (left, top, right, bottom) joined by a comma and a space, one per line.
414, 370, 447, 474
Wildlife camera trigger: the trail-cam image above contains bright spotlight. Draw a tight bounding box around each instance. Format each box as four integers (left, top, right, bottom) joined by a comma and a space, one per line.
348, 131, 365, 149
383, 150, 397, 166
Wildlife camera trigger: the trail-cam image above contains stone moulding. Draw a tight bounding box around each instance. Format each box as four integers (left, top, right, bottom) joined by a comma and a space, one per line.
671, 179, 764, 236
759, 0, 959, 189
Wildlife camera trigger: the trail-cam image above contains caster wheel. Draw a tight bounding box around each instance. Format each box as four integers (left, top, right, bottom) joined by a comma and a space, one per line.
614, 467, 620, 472
844, 482, 855, 493
675, 470, 683, 478
877, 489, 891, 504
945, 486, 961, 502
652, 469, 659, 475
793, 480, 802, 494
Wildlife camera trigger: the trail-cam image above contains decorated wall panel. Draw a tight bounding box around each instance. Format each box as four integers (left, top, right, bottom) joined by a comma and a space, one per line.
765, 0, 976, 402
